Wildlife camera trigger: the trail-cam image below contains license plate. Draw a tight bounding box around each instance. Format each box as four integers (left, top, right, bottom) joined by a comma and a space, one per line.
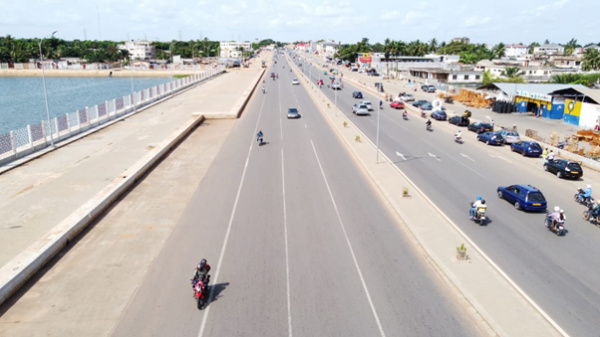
571, 171, 579, 174
532, 150, 539, 153
533, 203, 541, 206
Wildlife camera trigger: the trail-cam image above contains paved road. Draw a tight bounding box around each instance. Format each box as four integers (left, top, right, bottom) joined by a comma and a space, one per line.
111, 55, 488, 336
296, 51, 600, 336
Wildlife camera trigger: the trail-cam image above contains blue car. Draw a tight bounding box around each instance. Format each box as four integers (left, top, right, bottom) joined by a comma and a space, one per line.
497, 184, 547, 211
510, 141, 542, 157
477, 131, 504, 145
352, 91, 363, 99
421, 102, 433, 111
431, 110, 447, 121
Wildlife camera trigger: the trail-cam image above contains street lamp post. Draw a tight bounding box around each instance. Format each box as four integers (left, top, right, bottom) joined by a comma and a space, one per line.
376, 86, 382, 163
39, 30, 57, 147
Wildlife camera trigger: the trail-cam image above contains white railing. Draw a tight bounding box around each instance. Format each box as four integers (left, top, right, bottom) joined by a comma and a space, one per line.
0, 65, 225, 166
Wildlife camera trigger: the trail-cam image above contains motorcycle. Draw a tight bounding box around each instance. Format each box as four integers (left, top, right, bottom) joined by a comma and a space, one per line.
470, 203, 487, 225
420, 109, 426, 118
544, 216, 565, 236
582, 204, 599, 225
191, 275, 211, 310
574, 188, 594, 207
454, 135, 463, 144
426, 123, 432, 131
402, 111, 408, 120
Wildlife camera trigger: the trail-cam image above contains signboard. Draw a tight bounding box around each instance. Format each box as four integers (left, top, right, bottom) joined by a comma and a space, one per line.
358, 53, 372, 63
516, 90, 552, 102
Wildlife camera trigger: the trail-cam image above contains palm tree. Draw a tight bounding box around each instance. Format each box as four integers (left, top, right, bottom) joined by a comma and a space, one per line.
563, 38, 580, 55
429, 38, 438, 54
529, 42, 540, 54
490, 43, 506, 60
582, 48, 600, 71
500, 66, 524, 82
383, 38, 392, 77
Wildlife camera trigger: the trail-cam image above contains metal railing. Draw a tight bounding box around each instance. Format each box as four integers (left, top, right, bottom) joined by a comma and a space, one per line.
0, 65, 225, 166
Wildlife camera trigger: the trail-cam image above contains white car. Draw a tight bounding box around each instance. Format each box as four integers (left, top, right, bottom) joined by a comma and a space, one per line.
399, 93, 415, 102
292, 78, 299, 85
331, 82, 342, 90
497, 129, 520, 143
361, 101, 373, 111
352, 104, 369, 116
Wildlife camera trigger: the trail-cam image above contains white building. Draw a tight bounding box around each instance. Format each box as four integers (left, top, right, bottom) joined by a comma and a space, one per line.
117, 40, 155, 60
219, 41, 252, 59
533, 43, 564, 55
505, 44, 529, 57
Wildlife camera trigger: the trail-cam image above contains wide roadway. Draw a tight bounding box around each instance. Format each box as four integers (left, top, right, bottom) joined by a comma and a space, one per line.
111, 58, 487, 336
297, 52, 600, 336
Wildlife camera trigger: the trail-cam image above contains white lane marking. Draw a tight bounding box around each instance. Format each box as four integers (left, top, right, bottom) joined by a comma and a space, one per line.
310, 139, 386, 337
280, 106, 293, 337
396, 151, 406, 161
489, 153, 512, 163
198, 82, 269, 337
460, 153, 475, 162
428, 152, 441, 161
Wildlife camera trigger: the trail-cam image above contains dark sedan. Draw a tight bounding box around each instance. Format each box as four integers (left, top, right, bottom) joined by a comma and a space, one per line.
352, 91, 363, 99
477, 131, 504, 145
497, 184, 547, 211
412, 100, 428, 108
543, 159, 583, 179
448, 115, 470, 126
431, 110, 447, 121
510, 141, 543, 157
468, 122, 493, 134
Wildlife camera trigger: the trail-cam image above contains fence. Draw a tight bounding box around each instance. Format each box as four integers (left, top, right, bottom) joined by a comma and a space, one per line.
0, 65, 225, 166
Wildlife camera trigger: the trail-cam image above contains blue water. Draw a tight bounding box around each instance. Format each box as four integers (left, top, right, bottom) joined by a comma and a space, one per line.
0, 76, 172, 134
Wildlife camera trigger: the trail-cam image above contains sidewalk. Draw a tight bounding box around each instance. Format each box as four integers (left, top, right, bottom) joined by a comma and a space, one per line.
291, 54, 564, 336
0, 53, 269, 305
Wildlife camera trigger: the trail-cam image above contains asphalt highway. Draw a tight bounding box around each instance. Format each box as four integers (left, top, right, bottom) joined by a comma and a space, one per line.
296, 51, 600, 337
111, 57, 488, 336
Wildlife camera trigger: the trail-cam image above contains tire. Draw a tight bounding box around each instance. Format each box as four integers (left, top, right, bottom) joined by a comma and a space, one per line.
557, 171, 563, 178
583, 210, 591, 221
510, 146, 516, 152
486, 140, 490, 145
514, 201, 521, 210
522, 150, 527, 157
544, 165, 549, 172
197, 296, 204, 310
497, 190, 503, 199
574, 193, 580, 202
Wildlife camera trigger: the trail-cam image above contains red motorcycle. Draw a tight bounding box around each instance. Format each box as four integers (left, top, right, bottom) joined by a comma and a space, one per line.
191, 275, 210, 310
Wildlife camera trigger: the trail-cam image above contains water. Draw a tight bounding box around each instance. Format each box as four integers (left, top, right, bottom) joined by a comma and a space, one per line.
0, 76, 173, 135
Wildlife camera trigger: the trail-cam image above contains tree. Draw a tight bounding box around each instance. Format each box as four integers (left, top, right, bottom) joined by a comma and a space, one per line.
529, 42, 540, 54
563, 38, 580, 55
429, 38, 438, 53
582, 48, 600, 71
500, 66, 525, 82
490, 43, 506, 60
482, 70, 495, 85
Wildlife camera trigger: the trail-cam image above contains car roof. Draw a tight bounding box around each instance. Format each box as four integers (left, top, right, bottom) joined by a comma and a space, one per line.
288, 107, 298, 111
512, 184, 542, 192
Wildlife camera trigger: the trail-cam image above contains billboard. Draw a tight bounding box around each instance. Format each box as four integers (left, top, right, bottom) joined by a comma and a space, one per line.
358, 53, 372, 63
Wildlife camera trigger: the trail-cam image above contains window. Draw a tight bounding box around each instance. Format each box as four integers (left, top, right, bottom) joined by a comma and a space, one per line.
452, 75, 457, 80
476, 75, 480, 80
464, 75, 469, 80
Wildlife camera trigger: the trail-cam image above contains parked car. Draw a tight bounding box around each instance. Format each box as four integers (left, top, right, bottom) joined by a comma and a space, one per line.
292, 78, 300, 85
431, 110, 447, 121
361, 101, 373, 111
352, 103, 369, 116
543, 159, 583, 179
287, 107, 301, 119
497, 129, 521, 143
351, 67, 359, 72
425, 85, 436, 93
421, 102, 433, 111
271, 72, 276, 78
352, 91, 363, 99
468, 122, 493, 134
510, 141, 543, 157
390, 100, 405, 109
399, 93, 415, 102
412, 100, 428, 108
448, 115, 470, 126
497, 184, 547, 211
477, 131, 504, 145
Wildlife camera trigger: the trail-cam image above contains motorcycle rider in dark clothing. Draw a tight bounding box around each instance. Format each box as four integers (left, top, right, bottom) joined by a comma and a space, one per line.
192, 258, 211, 284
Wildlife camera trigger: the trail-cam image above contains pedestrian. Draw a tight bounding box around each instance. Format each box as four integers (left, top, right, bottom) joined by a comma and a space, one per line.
542, 147, 548, 159
547, 150, 555, 162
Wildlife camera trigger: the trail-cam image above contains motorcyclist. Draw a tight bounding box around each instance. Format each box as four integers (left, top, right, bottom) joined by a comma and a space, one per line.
262, 85, 265, 94
257, 130, 264, 144
454, 130, 462, 141
579, 184, 592, 203
593, 199, 600, 217
547, 206, 561, 231
402, 110, 408, 119
192, 258, 211, 285
426, 119, 432, 130
470, 196, 483, 219
379, 100, 383, 109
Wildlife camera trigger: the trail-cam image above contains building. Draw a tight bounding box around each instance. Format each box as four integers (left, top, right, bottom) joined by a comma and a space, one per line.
533, 43, 564, 55
549, 87, 600, 128
451, 37, 470, 44
316, 41, 338, 56
117, 40, 155, 60
505, 44, 529, 57
551, 55, 583, 70
409, 67, 483, 85
219, 41, 252, 59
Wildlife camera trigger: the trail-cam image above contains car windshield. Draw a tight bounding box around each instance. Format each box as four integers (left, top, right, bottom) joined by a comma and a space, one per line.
527, 192, 545, 202
359, 105, 367, 109
288, 108, 298, 113
529, 143, 542, 150
566, 162, 582, 170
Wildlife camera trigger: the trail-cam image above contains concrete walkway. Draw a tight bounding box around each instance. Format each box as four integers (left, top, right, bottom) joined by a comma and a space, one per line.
0, 53, 269, 305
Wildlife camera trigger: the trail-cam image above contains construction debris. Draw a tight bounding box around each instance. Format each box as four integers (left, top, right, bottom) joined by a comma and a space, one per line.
453, 89, 493, 108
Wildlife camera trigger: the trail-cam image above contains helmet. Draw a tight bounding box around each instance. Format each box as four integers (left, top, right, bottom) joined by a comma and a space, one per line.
477, 196, 482, 200
587, 184, 591, 189
481, 199, 486, 204
198, 259, 207, 269
554, 206, 560, 212
560, 209, 564, 213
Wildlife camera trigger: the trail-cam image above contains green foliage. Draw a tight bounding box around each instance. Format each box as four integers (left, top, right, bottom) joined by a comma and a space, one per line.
582, 48, 600, 71
482, 70, 495, 85
552, 72, 600, 87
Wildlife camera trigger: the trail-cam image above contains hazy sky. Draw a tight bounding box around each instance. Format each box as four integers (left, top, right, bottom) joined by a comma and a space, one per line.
1, 0, 597, 46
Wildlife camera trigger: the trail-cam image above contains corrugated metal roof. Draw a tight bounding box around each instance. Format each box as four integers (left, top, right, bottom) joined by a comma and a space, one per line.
549, 87, 600, 104
479, 83, 587, 96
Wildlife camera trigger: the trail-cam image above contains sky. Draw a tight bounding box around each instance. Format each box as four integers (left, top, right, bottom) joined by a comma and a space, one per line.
1, 0, 598, 46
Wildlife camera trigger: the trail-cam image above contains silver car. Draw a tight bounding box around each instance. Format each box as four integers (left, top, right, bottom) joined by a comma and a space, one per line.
332, 82, 342, 90
361, 101, 373, 111
497, 129, 520, 143
400, 93, 415, 102
352, 104, 369, 116
287, 107, 301, 119
292, 78, 299, 85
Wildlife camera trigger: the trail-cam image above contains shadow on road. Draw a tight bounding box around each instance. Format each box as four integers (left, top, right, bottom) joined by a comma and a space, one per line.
209, 282, 230, 304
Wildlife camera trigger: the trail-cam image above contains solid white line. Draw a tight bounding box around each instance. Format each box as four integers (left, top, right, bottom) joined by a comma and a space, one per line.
310, 139, 386, 337
198, 77, 269, 337
280, 103, 293, 337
